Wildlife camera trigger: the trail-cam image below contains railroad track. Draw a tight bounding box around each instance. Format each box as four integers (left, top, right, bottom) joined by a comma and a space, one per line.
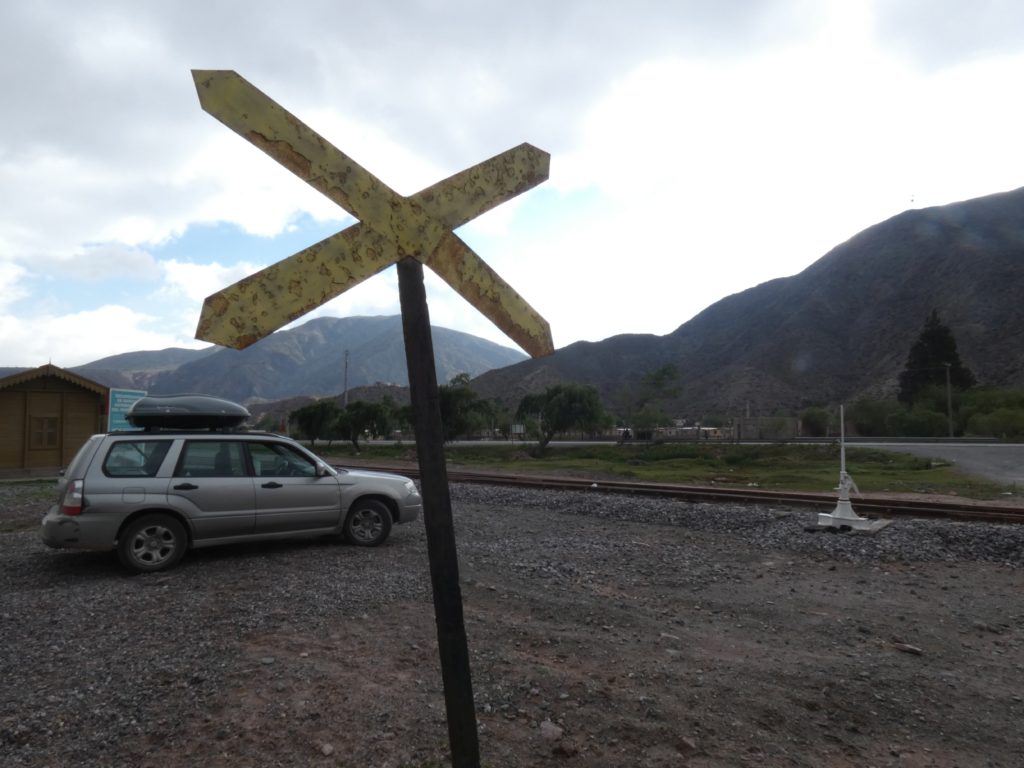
341, 463, 1024, 525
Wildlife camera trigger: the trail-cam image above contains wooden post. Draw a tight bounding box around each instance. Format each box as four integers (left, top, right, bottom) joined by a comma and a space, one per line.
397, 257, 480, 768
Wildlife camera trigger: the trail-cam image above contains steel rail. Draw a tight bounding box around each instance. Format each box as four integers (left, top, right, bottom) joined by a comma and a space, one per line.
338, 463, 1024, 525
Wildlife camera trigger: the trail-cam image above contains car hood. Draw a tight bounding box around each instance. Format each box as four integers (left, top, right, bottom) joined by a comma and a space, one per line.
335, 467, 415, 484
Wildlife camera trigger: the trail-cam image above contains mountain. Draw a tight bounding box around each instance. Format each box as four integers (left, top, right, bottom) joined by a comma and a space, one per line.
11, 187, 1023, 418
70, 316, 527, 404
74, 347, 221, 390
472, 186, 1024, 416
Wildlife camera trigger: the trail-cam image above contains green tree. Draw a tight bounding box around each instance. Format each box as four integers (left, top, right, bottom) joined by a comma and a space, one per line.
393, 404, 415, 440
439, 373, 491, 441
617, 363, 680, 430
290, 400, 341, 448
960, 387, 1024, 413
254, 412, 285, 432
847, 398, 904, 437
965, 408, 1024, 440
516, 383, 611, 454
897, 310, 976, 405
337, 400, 392, 450
640, 364, 679, 403
892, 406, 949, 437
960, 387, 1024, 439
632, 404, 667, 438
472, 397, 512, 439
799, 406, 832, 437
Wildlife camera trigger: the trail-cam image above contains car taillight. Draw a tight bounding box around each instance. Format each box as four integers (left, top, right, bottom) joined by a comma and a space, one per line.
61, 479, 85, 516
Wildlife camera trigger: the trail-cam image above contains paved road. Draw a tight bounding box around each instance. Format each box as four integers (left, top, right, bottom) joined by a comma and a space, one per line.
858, 442, 1024, 487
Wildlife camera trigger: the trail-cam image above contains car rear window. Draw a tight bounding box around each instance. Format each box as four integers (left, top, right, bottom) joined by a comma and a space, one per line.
103, 440, 173, 478
64, 434, 105, 478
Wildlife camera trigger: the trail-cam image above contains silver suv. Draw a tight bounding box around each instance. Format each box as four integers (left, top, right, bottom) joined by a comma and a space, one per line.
41, 429, 421, 573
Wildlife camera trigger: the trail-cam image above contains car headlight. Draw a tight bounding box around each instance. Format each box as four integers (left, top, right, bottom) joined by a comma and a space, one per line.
404, 480, 418, 495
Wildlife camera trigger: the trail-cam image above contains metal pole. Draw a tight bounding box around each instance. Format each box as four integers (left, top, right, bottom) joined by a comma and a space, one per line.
839, 404, 846, 474
396, 257, 480, 768
343, 349, 350, 408
944, 363, 953, 438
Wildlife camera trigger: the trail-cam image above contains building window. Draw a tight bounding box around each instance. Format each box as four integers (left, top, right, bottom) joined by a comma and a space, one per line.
30, 417, 59, 450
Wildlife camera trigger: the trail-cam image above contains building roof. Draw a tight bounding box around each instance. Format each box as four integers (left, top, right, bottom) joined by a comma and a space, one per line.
0, 364, 109, 397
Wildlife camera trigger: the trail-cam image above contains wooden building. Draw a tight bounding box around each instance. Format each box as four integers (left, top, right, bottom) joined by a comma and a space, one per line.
0, 365, 108, 475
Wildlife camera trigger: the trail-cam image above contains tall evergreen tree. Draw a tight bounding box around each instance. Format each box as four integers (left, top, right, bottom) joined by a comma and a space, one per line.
897, 310, 976, 405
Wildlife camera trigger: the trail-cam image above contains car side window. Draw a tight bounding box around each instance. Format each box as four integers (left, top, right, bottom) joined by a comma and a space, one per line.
176, 441, 248, 478
103, 440, 173, 478
249, 442, 317, 477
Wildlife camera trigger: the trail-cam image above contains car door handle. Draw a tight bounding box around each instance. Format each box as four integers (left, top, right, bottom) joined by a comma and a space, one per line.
173, 483, 198, 490
261, 481, 283, 489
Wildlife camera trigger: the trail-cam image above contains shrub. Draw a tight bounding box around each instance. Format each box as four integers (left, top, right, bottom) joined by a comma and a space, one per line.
965, 408, 1024, 440
799, 407, 832, 437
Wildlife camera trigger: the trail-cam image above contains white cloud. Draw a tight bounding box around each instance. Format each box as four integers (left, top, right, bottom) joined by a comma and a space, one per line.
55, 244, 163, 282
158, 258, 269, 304
0, 262, 29, 312
303, 266, 408, 324
540, 26, 1024, 342
3, 0, 1024, 366
171, 132, 345, 238
873, 0, 1024, 70
1, 305, 207, 367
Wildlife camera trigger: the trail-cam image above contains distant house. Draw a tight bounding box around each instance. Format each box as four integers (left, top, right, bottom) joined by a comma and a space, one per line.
0, 364, 109, 475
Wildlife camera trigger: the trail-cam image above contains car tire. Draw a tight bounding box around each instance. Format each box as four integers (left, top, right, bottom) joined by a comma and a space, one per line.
343, 499, 393, 546
117, 513, 187, 573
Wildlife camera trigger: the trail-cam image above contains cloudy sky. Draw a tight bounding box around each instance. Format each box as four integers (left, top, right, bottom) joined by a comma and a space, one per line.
3, 0, 1024, 367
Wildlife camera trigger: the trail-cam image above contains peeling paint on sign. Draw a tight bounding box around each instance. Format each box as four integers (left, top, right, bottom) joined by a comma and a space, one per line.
192, 70, 553, 357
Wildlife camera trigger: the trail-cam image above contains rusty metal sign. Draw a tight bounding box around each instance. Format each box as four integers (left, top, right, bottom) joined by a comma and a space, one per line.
190, 70, 555, 767
191, 69, 553, 357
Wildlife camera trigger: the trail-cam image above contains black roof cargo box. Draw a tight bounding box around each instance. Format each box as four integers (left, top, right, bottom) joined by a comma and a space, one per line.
126, 395, 250, 430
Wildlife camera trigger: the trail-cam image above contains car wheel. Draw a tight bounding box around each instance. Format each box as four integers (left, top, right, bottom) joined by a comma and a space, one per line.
343, 499, 393, 546
117, 514, 187, 573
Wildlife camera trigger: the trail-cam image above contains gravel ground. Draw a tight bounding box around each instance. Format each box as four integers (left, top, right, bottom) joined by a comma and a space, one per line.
1, 480, 1022, 767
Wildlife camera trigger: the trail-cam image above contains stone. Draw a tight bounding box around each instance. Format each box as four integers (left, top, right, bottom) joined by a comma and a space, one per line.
892, 642, 924, 656
540, 719, 564, 741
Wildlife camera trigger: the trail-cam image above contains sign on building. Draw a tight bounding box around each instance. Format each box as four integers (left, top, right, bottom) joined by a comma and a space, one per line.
108, 389, 147, 431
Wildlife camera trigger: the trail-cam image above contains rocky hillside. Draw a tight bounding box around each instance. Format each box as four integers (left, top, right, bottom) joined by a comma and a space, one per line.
69, 316, 526, 404
472, 186, 1024, 416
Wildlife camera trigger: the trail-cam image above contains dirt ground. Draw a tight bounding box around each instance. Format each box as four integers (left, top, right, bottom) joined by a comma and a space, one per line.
150, 503, 1022, 768
3, 480, 1022, 768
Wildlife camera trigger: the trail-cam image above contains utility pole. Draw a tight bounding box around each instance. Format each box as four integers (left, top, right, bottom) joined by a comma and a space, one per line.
343, 349, 350, 408
944, 362, 953, 438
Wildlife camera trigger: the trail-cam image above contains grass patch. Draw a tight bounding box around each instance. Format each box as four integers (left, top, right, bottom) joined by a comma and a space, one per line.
319, 442, 1013, 500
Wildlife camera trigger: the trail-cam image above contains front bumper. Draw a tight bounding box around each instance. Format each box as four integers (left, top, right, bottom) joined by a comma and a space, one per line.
395, 493, 422, 524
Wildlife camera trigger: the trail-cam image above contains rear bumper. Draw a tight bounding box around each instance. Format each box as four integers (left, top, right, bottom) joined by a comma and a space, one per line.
40, 507, 118, 551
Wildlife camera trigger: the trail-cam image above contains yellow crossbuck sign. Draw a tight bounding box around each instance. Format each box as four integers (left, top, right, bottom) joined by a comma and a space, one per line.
192, 70, 554, 357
